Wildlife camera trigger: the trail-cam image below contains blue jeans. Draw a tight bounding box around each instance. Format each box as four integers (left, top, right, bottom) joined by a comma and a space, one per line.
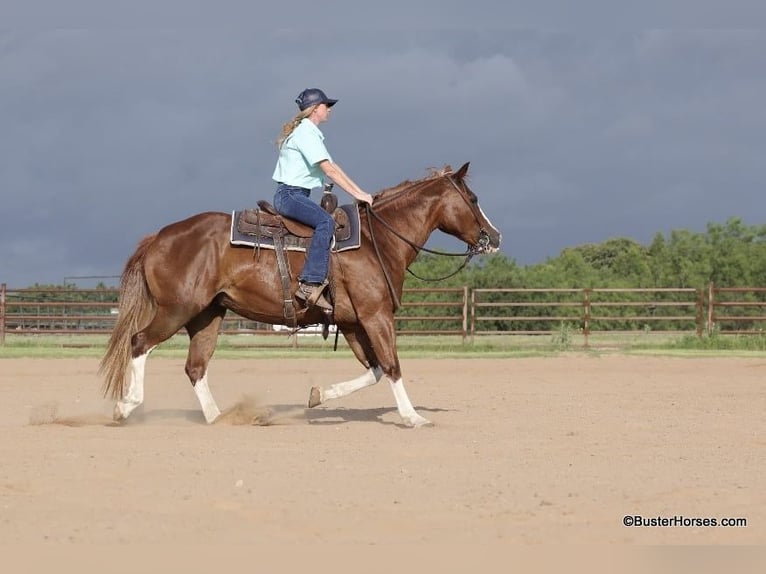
273, 183, 334, 284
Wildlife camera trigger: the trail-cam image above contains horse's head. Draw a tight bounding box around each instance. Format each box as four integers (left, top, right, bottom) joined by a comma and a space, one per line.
435, 162, 502, 254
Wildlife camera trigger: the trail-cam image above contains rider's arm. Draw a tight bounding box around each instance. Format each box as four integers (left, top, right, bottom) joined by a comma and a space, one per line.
318, 160, 373, 204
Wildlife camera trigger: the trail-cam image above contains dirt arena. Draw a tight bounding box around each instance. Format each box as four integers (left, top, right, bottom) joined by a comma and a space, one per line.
0, 355, 762, 546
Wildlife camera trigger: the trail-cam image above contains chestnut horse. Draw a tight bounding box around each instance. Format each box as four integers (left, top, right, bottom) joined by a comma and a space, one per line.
99, 162, 501, 427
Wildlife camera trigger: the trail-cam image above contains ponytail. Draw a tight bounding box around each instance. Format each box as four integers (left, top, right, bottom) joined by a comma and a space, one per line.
276, 105, 317, 148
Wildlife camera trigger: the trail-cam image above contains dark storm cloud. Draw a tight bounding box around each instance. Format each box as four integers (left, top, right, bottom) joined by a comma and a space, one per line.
7, 1, 764, 29
1, 28, 765, 286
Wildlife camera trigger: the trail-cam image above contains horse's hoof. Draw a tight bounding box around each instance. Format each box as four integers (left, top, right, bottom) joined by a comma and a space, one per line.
405, 414, 433, 428
308, 387, 322, 408
113, 403, 126, 421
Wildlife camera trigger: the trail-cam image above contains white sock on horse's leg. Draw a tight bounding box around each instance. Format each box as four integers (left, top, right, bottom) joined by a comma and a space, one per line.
320, 366, 383, 402
390, 377, 431, 428
114, 349, 153, 420
193, 372, 221, 424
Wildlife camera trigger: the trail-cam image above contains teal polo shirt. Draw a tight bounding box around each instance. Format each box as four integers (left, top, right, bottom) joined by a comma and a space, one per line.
272, 118, 333, 189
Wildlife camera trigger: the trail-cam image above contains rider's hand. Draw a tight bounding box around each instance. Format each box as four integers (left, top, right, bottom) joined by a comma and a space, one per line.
358, 192, 374, 205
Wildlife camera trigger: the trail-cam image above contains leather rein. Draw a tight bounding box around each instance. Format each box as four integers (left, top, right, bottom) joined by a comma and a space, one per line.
363, 174, 491, 309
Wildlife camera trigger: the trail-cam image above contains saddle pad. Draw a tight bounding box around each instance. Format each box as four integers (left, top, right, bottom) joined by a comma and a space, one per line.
230, 203, 362, 252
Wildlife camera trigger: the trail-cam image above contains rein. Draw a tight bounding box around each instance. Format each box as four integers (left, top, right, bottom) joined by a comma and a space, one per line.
363, 174, 488, 307
365, 205, 476, 281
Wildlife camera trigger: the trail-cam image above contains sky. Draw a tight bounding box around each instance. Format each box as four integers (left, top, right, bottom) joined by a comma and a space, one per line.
2, 8, 766, 287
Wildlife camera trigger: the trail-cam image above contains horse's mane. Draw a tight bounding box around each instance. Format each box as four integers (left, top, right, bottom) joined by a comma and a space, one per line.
373, 165, 456, 205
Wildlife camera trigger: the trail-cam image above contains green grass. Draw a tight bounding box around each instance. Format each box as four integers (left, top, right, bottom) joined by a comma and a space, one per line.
664, 332, 766, 352
2, 331, 766, 359
0, 333, 558, 359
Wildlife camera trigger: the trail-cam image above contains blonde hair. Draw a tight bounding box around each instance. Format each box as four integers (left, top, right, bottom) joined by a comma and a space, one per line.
276, 105, 317, 148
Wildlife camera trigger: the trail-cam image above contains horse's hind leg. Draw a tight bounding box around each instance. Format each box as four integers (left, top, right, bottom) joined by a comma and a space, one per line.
308, 326, 383, 407
184, 303, 226, 423
115, 307, 184, 421
114, 349, 153, 421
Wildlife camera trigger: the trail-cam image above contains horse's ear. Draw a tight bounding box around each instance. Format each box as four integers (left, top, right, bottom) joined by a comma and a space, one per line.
454, 162, 470, 180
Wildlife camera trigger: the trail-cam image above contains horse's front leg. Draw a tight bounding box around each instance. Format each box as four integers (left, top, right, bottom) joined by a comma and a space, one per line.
362, 316, 432, 428
310, 366, 384, 407
308, 328, 383, 407
388, 377, 431, 428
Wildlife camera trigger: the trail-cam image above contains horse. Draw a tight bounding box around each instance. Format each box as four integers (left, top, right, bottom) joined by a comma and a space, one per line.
99, 162, 501, 427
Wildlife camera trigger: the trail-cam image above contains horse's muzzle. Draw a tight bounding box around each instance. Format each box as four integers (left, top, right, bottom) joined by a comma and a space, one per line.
471, 229, 501, 254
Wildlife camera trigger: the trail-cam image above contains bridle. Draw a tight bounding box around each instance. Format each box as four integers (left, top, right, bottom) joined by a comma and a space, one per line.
363, 173, 492, 308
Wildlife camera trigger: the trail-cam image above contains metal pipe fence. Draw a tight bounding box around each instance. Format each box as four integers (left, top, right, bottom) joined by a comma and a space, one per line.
470, 287, 704, 346
0, 284, 469, 344
1, 283, 764, 347
708, 283, 766, 335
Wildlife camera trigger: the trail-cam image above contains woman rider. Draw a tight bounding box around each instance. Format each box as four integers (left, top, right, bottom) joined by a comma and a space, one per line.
272, 88, 373, 311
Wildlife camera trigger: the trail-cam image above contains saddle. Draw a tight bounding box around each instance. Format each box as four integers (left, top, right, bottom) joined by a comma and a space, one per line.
236, 200, 352, 249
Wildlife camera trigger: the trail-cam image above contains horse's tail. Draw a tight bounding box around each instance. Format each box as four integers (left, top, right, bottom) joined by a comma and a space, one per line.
99, 234, 158, 400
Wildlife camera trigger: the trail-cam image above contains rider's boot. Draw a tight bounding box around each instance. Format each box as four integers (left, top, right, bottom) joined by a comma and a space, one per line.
295, 281, 333, 312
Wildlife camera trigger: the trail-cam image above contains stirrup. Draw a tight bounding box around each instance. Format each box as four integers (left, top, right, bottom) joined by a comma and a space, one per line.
295, 281, 332, 312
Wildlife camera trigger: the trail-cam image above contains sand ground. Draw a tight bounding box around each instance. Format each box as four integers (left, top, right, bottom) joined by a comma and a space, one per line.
0, 355, 763, 546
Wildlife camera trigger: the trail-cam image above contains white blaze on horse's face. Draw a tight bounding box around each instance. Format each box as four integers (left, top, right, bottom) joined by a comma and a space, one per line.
451, 182, 502, 254
475, 202, 501, 254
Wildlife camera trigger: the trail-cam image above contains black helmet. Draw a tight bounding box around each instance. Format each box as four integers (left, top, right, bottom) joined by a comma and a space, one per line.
295, 88, 338, 111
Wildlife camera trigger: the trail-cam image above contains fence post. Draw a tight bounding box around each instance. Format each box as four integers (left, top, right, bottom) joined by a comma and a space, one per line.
461, 285, 468, 344
707, 281, 714, 336
582, 288, 591, 348
0, 283, 5, 345
470, 289, 476, 344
